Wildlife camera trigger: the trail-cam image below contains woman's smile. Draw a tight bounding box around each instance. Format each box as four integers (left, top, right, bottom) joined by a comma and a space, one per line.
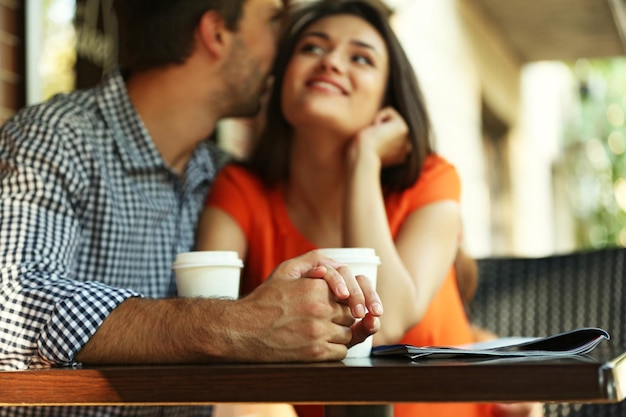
306, 75, 348, 95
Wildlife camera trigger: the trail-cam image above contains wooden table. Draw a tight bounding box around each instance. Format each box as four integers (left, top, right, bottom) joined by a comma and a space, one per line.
1, 346, 625, 416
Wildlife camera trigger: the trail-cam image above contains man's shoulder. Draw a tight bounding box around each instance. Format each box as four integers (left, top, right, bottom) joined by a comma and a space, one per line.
0, 86, 109, 160
11, 88, 101, 130
0, 88, 113, 180
19, 69, 128, 132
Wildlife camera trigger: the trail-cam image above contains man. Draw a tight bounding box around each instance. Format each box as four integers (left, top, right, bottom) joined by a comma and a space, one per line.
0, 0, 382, 415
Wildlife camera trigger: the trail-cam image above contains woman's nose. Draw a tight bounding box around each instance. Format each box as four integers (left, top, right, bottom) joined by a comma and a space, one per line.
318, 52, 344, 73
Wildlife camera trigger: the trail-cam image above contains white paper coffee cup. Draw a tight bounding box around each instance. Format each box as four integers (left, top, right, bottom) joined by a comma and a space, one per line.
318, 248, 381, 358
172, 251, 243, 299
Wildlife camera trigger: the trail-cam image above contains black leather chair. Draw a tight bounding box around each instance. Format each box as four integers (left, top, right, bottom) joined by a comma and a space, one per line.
471, 246, 626, 417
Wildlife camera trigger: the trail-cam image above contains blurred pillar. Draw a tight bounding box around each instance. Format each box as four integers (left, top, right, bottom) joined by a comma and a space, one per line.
0, 0, 25, 124
74, 0, 117, 89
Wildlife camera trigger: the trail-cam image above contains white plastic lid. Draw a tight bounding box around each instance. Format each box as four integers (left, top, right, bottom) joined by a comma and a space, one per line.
318, 248, 381, 265
172, 251, 243, 269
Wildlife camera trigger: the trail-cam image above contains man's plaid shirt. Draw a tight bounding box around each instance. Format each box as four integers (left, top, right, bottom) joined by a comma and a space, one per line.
0, 70, 224, 416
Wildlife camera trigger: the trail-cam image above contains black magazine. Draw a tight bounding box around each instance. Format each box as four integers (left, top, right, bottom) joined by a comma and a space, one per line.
371, 327, 610, 361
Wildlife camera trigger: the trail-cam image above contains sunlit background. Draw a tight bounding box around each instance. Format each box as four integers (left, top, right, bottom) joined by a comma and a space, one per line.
26, 0, 75, 104
26, 0, 626, 259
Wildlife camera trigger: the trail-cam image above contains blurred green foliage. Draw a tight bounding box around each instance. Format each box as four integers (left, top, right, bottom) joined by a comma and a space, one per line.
563, 58, 626, 248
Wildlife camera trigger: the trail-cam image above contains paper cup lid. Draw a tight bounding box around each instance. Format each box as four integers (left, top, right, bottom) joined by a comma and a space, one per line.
318, 248, 381, 265
172, 251, 243, 269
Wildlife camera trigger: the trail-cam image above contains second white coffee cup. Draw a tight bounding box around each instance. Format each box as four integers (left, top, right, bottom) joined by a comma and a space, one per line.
172, 251, 243, 299
318, 248, 381, 358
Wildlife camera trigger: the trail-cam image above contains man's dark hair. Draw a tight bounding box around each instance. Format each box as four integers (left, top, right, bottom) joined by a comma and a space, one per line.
115, 0, 247, 71
246, 0, 433, 192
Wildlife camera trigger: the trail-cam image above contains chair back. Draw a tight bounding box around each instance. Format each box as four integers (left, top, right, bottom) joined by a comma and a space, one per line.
472, 246, 626, 417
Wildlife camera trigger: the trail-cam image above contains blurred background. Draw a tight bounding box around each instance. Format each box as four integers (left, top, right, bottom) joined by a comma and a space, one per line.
2, 0, 626, 259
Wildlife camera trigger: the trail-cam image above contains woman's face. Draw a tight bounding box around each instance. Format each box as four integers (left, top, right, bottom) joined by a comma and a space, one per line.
281, 14, 389, 136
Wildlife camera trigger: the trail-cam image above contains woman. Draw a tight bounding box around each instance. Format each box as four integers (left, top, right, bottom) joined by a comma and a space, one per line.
197, 1, 541, 416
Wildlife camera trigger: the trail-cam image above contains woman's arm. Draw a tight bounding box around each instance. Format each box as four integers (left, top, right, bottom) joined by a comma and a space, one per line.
343, 107, 460, 344
195, 207, 249, 257
393, 201, 461, 331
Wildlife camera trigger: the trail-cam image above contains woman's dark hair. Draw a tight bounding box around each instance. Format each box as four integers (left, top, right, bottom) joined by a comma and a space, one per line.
247, 0, 433, 191
115, 0, 247, 71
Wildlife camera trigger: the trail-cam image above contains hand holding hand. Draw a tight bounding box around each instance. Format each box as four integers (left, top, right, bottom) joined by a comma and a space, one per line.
303, 251, 383, 320
237, 250, 382, 362
305, 265, 382, 349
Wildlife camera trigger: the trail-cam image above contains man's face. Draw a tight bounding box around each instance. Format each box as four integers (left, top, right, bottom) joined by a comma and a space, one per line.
221, 0, 283, 117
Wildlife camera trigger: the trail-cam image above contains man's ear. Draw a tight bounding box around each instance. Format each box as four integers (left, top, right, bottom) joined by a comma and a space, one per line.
197, 10, 231, 59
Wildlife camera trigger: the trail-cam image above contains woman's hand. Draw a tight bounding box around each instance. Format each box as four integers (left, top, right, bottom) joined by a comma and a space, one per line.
349, 106, 410, 168
302, 251, 384, 320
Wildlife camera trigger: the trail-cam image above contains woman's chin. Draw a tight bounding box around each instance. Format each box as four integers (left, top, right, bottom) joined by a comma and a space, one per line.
290, 111, 361, 133
294, 118, 359, 136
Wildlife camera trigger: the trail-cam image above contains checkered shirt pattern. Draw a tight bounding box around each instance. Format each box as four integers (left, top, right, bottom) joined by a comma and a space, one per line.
0, 70, 224, 416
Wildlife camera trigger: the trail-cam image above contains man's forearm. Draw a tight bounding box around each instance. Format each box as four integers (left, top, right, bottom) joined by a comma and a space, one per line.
75, 252, 382, 365
75, 297, 236, 364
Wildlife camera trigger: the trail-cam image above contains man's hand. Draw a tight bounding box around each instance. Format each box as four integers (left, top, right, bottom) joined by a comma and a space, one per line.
232, 250, 383, 362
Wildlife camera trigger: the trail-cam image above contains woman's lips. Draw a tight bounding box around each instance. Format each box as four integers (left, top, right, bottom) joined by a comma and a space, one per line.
305, 77, 348, 95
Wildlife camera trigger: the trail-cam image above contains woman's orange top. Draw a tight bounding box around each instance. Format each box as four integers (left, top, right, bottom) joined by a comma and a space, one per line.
206, 154, 494, 417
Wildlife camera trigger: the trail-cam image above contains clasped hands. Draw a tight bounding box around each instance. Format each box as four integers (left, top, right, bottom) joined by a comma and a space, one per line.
242, 250, 382, 362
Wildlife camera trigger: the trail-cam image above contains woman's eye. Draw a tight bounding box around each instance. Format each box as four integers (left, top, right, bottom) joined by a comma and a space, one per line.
353, 55, 374, 66
300, 43, 324, 55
